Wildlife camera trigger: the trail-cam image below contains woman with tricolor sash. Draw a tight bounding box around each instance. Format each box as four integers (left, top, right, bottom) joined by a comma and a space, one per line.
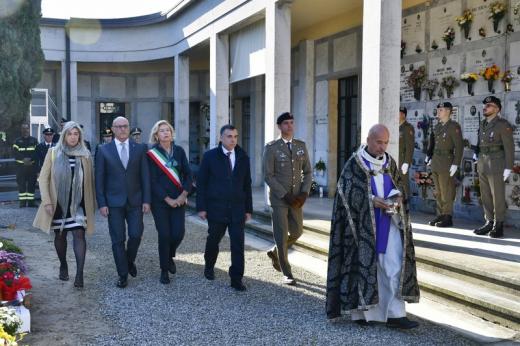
147, 120, 192, 284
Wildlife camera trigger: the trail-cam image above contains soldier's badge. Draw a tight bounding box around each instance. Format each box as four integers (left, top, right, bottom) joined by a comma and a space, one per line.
278, 152, 287, 159
489, 132, 495, 140
296, 149, 305, 156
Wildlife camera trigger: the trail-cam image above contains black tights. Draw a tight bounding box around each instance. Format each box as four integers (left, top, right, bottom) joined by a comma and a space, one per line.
54, 228, 86, 279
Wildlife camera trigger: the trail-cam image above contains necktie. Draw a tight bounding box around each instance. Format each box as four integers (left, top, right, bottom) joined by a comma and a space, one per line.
287, 142, 292, 152
226, 152, 233, 172
121, 142, 128, 168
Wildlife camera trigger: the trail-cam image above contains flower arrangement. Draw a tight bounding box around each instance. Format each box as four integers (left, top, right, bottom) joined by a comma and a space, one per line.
0, 252, 27, 275
489, 1, 507, 33
407, 66, 427, 100
442, 27, 455, 50
501, 70, 514, 92
481, 64, 501, 93
422, 79, 439, 100
510, 185, 520, 207
0, 308, 21, 337
456, 10, 473, 39
460, 72, 479, 95
314, 158, 326, 172
0, 263, 31, 302
0, 324, 19, 346
441, 76, 460, 98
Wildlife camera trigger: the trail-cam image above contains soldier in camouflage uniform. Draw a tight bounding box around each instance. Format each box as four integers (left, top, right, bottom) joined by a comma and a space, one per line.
426, 102, 463, 227
474, 96, 514, 238
263, 112, 312, 286
399, 106, 415, 202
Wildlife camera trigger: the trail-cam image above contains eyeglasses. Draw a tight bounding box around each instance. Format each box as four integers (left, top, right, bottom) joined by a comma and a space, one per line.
113, 125, 129, 129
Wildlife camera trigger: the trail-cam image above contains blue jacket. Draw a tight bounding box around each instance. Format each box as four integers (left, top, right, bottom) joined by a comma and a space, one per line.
148, 143, 192, 206
95, 140, 151, 208
196, 144, 253, 223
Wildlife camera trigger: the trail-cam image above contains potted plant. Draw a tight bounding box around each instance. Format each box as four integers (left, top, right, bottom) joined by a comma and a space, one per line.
480, 64, 500, 93
314, 158, 326, 177
406, 66, 427, 100
456, 10, 473, 40
489, 1, 507, 34
460, 72, 479, 95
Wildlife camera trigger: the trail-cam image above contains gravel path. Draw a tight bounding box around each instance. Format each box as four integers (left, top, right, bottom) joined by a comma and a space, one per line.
0, 203, 475, 345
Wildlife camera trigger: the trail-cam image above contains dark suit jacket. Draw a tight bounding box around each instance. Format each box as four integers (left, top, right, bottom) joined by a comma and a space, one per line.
148, 143, 192, 206
196, 144, 253, 223
95, 140, 151, 208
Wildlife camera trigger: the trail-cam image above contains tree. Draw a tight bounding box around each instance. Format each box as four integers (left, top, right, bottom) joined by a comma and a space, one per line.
0, 0, 44, 134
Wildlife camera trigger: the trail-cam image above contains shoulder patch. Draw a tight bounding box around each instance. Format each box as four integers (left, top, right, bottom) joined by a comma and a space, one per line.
266, 140, 277, 146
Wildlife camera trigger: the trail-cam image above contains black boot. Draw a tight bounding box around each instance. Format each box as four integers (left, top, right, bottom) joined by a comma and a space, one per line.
428, 215, 443, 226
489, 222, 504, 238
19, 201, 26, 208
436, 215, 453, 228
474, 221, 493, 235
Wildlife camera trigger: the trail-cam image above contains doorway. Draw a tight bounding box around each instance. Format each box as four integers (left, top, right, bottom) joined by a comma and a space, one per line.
337, 76, 359, 177
98, 102, 125, 141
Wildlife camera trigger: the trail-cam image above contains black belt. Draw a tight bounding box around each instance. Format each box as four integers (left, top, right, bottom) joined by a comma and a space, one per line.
434, 149, 453, 156
480, 145, 504, 154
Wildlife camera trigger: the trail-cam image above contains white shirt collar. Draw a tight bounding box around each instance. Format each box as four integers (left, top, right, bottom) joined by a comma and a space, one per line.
222, 146, 235, 155
281, 137, 293, 144
115, 138, 129, 146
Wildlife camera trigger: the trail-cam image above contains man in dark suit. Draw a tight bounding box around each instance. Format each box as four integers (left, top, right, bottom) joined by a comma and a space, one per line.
196, 124, 253, 291
95, 116, 151, 288
35, 127, 56, 171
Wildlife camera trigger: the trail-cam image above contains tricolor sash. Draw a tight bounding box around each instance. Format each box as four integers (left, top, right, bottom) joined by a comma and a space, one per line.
147, 147, 183, 191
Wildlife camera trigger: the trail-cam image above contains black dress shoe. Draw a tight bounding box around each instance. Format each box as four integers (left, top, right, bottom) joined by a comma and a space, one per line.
428, 215, 442, 226
116, 276, 128, 288
160, 271, 170, 284
489, 221, 504, 238
267, 250, 281, 272
230, 280, 246, 291
128, 263, 137, 277
354, 319, 372, 326
435, 215, 453, 228
474, 221, 494, 235
204, 266, 215, 280
386, 317, 419, 329
59, 265, 69, 281
168, 258, 176, 275
74, 275, 84, 288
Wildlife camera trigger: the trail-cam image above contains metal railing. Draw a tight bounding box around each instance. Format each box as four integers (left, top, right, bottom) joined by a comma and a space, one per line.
29, 88, 61, 141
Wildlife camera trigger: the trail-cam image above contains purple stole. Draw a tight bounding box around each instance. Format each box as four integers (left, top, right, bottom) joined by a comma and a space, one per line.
363, 157, 394, 254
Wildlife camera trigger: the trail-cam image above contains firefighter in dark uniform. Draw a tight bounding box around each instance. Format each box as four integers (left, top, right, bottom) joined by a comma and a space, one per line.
399, 106, 415, 201
474, 96, 514, 238
13, 123, 38, 207
35, 127, 55, 171
425, 102, 463, 227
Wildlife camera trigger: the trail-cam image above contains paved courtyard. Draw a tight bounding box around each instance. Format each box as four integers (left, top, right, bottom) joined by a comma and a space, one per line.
0, 203, 476, 345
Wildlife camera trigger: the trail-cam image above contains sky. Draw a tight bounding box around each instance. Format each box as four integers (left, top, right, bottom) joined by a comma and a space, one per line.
41, 0, 178, 19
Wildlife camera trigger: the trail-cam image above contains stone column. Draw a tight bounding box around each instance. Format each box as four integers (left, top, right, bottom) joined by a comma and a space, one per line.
264, 1, 291, 143
60, 61, 67, 120
209, 33, 229, 148
264, 1, 292, 208
69, 61, 78, 121
360, 0, 401, 157
251, 76, 264, 186
295, 40, 315, 164
174, 54, 190, 154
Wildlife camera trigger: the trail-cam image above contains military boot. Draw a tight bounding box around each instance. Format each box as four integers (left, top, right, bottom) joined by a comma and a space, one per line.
473, 221, 493, 235
428, 215, 443, 226
435, 215, 453, 228
489, 222, 504, 238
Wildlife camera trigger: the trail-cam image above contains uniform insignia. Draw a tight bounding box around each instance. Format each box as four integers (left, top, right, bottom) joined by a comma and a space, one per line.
278, 152, 287, 159
489, 131, 495, 140
296, 149, 304, 156
443, 132, 447, 138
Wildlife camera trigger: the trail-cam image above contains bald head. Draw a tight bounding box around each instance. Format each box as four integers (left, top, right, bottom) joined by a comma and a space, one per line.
366, 124, 390, 157
111, 116, 130, 141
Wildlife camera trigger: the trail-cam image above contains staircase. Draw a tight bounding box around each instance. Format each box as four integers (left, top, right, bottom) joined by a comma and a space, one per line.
29, 88, 61, 141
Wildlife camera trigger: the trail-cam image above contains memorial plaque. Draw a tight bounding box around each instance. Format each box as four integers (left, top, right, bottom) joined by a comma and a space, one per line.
400, 61, 425, 103
508, 41, 520, 91
467, 0, 505, 40
428, 54, 461, 99
462, 103, 482, 147
465, 46, 505, 95
505, 100, 520, 152
402, 11, 426, 56
429, 1, 462, 50
406, 108, 425, 151
511, 0, 520, 32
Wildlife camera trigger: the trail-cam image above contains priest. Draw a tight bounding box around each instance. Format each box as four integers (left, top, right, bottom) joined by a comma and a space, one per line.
326, 124, 420, 329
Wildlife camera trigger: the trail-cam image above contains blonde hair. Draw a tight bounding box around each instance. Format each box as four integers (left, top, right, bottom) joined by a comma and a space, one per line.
149, 120, 175, 144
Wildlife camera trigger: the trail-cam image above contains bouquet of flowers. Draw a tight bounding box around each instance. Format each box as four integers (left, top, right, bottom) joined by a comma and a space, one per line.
442, 27, 455, 50
414, 171, 434, 199
0, 308, 21, 337
0, 252, 26, 275
460, 72, 479, 95
422, 79, 439, 100
407, 66, 427, 100
441, 76, 459, 98
0, 263, 31, 302
501, 70, 514, 91
489, 1, 507, 33
0, 324, 19, 346
456, 10, 473, 39
481, 64, 500, 93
